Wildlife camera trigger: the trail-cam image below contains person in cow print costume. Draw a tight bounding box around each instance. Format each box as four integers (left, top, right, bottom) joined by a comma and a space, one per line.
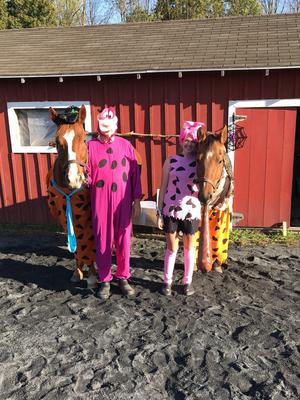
157, 121, 204, 296
87, 107, 142, 300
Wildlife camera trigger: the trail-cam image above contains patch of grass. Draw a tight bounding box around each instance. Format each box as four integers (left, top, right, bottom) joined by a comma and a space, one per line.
0, 224, 299, 246
231, 228, 300, 246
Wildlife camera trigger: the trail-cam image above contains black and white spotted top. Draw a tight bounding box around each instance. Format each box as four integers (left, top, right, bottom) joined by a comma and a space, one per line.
162, 154, 201, 221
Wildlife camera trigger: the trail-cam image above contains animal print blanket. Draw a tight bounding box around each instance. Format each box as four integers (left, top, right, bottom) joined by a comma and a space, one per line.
46, 170, 96, 270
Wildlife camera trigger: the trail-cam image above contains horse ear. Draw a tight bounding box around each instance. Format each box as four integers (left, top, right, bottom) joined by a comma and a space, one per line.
78, 105, 86, 123
49, 107, 58, 121
220, 125, 228, 144
197, 126, 206, 142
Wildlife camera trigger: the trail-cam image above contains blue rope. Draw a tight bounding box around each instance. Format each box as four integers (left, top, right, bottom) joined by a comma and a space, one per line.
50, 179, 83, 253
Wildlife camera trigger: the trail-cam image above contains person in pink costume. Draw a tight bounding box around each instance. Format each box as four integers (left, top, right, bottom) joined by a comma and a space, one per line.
157, 121, 204, 296
87, 107, 141, 300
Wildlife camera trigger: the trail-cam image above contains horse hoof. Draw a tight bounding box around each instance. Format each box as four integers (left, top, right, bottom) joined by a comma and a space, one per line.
213, 265, 223, 273
70, 275, 80, 283
70, 271, 83, 282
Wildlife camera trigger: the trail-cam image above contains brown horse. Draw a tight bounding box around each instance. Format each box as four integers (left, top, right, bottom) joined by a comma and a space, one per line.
51, 105, 87, 190
46, 105, 97, 287
195, 126, 234, 273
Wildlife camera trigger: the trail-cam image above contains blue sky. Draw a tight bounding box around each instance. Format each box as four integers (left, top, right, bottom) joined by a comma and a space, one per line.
97, 0, 294, 25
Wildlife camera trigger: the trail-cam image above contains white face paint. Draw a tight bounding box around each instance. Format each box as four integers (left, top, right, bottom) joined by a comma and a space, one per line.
64, 130, 85, 189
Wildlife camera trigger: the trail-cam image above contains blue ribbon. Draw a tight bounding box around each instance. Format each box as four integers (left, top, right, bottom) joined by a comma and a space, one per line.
50, 179, 83, 253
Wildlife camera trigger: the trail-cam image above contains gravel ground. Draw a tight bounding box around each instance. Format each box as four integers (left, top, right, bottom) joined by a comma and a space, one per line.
0, 230, 299, 400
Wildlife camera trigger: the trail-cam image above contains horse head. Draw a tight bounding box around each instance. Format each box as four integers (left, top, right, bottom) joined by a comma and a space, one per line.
196, 126, 228, 205
49, 105, 87, 190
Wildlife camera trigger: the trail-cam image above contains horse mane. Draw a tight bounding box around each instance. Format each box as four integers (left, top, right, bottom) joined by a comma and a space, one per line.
205, 133, 218, 145
199, 132, 221, 148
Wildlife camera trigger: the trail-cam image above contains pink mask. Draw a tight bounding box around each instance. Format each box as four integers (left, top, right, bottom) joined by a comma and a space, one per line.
97, 107, 118, 139
179, 121, 205, 145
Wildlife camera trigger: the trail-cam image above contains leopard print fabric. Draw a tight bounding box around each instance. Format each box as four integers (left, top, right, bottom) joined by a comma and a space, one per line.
195, 204, 231, 267
46, 170, 96, 269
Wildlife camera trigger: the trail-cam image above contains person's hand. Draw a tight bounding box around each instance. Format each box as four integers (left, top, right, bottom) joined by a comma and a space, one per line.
132, 199, 141, 220
157, 215, 164, 230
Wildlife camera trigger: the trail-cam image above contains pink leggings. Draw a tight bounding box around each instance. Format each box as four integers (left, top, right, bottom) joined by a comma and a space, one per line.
164, 247, 195, 285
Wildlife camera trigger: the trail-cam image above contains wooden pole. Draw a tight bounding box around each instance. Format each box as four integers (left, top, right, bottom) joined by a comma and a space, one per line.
282, 221, 287, 237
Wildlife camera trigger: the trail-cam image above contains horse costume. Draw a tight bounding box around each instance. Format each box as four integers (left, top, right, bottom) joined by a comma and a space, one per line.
46, 105, 97, 285
195, 125, 234, 273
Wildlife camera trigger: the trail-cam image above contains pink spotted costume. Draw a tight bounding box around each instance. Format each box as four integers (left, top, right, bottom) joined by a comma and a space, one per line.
88, 109, 141, 283
162, 154, 201, 221
159, 120, 204, 293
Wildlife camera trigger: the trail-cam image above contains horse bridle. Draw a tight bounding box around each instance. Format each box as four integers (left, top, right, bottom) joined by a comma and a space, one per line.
67, 160, 87, 169
197, 158, 224, 193
198, 177, 218, 191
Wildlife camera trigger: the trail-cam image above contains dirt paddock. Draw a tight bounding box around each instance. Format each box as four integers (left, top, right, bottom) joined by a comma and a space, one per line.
0, 230, 299, 400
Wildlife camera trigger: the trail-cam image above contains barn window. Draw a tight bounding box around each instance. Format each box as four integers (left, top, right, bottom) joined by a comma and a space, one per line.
7, 101, 91, 153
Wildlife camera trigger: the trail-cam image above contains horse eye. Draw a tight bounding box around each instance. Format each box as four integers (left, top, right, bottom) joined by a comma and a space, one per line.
108, 111, 114, 119
102, 111, 108, 119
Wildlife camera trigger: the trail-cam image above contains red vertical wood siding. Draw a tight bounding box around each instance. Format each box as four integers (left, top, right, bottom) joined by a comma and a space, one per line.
235, 108, 297, 227
0, 69, 300, 225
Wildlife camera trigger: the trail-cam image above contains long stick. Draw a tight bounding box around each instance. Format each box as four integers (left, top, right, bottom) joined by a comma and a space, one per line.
88, 131, 179, 138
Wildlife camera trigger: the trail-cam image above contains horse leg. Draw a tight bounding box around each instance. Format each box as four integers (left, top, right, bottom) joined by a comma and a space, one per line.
197, 205, 213, 272
84, 262, 98, 288
210, 206, 231, 272
70, 262, 84, 282
212, 259, 223, 273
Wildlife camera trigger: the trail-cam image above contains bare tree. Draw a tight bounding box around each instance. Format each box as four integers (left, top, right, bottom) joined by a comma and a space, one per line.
54, 0, 84, 26
110, 0, 155, 22
259, 0, 286, 13
84, 0, 114, 24
286, 0, 300, 11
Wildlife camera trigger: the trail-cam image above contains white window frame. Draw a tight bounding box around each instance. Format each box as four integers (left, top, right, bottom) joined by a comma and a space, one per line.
7, 101, 92, 153
228, 98, 300, 170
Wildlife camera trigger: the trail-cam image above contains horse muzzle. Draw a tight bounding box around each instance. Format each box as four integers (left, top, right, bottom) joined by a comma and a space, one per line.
198, 177, 216, 205
198, 191, 212, 205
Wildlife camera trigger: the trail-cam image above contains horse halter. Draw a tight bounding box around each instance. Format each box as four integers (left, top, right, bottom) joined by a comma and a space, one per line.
197, 158, 224, 193
67, 159, 87, 169
198, 176, 218, 191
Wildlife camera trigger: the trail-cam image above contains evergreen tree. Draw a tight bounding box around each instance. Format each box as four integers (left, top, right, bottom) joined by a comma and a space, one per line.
0, 0, 8, 29
226, 0, 262, 16
154, 0, 225, 20
125, 4, 154, 21
7, 0, 56, 28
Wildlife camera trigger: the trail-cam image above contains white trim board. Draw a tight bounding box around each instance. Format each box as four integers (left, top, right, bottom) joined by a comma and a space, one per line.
7, 101, 91, 153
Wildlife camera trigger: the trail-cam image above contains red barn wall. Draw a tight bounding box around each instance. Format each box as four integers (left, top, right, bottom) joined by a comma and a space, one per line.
0, 69, 300, 225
